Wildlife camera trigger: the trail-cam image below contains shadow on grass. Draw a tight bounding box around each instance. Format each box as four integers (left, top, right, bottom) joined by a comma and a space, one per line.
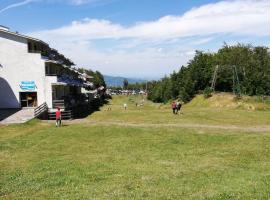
37, 97, 110, 121
72, 98, 110, 119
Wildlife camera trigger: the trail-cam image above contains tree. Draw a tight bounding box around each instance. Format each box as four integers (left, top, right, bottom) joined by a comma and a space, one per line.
123, 79, 129, 90
148, 44, 270, 103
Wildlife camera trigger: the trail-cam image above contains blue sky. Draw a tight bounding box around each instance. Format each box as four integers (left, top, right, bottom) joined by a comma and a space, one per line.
1, 0, 270, 79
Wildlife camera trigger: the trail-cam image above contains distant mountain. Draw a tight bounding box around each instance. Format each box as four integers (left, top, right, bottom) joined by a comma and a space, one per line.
104, 75, 146, 87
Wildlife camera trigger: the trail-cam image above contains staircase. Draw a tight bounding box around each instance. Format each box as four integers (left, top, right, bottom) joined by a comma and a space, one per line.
0, 108, 35, 124
34, 102, 48, 119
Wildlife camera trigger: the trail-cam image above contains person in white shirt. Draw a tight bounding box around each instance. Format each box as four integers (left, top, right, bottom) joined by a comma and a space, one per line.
123, 103, 127, 110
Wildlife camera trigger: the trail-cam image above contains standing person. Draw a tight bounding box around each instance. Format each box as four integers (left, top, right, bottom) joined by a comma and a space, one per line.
171, 101, 176, 114
176, 101, 182, 114
55, 107, 62, 127
123, 103, 127, 110
175, 101, 179, 115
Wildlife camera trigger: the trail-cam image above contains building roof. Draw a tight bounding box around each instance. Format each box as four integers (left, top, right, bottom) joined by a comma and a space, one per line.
0, 28, 48, 46
0, 26, 90, 82
0, 25, 9, 31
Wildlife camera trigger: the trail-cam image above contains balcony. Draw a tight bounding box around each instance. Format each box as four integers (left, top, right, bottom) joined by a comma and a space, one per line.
28, 50, 42, 54
42, 52, 74, 67
57, 75, 84, 87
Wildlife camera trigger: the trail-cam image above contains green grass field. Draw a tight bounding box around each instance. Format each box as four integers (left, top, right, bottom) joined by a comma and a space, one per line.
1, 95, 270, 199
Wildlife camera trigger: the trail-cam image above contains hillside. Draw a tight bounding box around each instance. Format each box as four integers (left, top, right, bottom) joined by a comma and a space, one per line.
1, 95, 270, 199
104, 75, 146, 87
186, 93, 270, 111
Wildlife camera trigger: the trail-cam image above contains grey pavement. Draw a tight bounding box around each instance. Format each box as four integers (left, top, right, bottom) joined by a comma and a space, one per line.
0, 108, 35, 124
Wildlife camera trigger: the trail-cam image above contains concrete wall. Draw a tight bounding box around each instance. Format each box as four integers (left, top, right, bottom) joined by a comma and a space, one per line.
45, 76, 57, 109
0, 32, 46, 108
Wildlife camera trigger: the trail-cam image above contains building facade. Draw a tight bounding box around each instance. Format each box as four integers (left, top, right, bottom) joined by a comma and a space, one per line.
0, 26, 91, 110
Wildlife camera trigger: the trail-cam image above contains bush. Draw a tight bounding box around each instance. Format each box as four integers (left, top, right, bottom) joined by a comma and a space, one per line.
203, 87, 213, 99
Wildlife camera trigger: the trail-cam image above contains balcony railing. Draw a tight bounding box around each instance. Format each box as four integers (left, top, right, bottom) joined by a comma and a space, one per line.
28, 50, 42, 54
57, 75, 84, 87
42, 52, 74, 66
52, 100, 65, 109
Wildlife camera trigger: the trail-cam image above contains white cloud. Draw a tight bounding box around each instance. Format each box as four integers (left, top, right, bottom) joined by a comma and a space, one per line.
69, 0, 106, 5
67, 0, 116, 6
28, 0, 270, 78
0, 0, 39, 13
0, 0, 113, 14
31, 0, 270, 41
69, 45, 193, 78
190, 37, 214, 45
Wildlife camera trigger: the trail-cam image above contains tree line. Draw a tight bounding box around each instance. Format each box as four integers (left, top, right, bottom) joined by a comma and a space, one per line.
147, 44, 270, 103
109, 79, 149, 91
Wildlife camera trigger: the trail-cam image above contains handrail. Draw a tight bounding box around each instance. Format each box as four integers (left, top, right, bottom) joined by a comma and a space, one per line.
34, 102, 48, 117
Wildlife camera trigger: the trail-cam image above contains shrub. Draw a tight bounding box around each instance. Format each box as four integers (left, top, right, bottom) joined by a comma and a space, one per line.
203, 87, 213, 99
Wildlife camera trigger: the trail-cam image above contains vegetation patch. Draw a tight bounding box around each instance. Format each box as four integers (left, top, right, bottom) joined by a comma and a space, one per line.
147, 44, 270, 103
186, 93, 270, 111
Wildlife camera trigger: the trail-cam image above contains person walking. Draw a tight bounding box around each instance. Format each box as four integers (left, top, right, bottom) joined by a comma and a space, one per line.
171, 101, 176, 114
55, 107, 62, 127
123, 103, 127, 110
176, 101, 182, 114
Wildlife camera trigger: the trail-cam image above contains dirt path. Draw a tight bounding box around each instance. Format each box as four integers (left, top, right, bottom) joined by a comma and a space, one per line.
45, 119, 270, 133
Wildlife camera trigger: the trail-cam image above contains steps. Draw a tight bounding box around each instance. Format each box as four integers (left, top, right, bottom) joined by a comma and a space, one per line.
0, 108, 35, 124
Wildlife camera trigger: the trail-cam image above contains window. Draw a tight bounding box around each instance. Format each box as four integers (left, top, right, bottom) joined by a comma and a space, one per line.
20, 92, 38, 107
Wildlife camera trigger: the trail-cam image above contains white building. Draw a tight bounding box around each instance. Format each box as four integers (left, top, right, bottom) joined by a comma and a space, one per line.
0, 25, 90, 110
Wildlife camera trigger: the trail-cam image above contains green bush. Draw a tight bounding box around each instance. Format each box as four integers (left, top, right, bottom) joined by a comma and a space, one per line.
203, 87, 213, 99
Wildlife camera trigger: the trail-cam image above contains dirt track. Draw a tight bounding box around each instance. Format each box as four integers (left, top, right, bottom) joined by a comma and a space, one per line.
45, 119, 270, 133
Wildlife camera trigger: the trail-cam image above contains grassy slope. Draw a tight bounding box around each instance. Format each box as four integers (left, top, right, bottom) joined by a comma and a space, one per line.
1, 95, 270, 199
89, 95, 270, 127
187, 93, 270, 111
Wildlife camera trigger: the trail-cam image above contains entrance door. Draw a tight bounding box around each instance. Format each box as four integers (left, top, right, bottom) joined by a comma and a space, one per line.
20, 92, 38, 107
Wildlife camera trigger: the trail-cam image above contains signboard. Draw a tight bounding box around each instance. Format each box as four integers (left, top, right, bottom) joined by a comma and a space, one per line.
20, 81, 36, 91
